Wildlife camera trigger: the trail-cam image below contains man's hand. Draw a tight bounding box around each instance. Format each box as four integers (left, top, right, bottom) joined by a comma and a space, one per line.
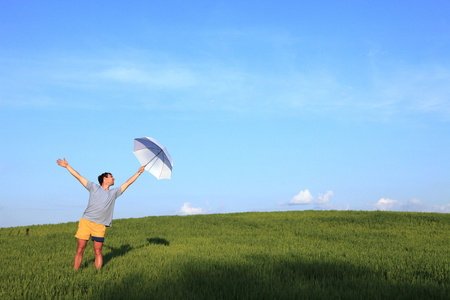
57, 158, 69, 168
57, 158, 88, 187
138, 166, 145, 174
121, 166, 146, 193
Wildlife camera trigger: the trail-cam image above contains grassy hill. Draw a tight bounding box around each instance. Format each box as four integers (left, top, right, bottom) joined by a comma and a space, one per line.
0, 210, 448, 299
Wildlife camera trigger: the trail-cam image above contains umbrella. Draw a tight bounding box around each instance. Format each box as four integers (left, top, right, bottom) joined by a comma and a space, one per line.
133, 137, 173, 179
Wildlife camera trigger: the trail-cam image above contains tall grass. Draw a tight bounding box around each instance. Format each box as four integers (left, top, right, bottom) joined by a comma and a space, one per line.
0, 211, 448, 299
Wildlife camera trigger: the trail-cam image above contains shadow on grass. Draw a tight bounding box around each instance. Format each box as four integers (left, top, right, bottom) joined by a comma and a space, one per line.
98, 255, 448, 300
147, 237, 170, 246
102, 238, 169, 267
103, 244, 134, 267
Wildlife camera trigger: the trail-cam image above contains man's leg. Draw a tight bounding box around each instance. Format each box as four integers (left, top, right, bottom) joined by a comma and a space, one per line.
94, 240, 103, 269
74, 238, 88, 270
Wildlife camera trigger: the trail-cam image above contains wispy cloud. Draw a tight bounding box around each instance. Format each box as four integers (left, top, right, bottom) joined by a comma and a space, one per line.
2, 45, 450, 121
369, 64, 450, 120
97, 66, 197, 88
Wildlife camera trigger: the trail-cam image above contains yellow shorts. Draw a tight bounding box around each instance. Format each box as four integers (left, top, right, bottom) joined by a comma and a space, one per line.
75, 217, 106, 242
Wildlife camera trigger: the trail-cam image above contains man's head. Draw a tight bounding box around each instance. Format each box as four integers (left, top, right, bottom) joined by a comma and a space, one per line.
98, 172, 114, 186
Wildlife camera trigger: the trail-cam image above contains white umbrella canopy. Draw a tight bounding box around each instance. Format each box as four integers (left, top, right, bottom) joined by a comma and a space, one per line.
133, 137, 173, 180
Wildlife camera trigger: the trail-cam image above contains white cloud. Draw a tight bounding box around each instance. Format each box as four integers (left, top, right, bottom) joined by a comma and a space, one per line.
281, 189, 335, 207
317, 191, 334, 204
288, 189, 314, 204
370, 198, 450, 213
178, 202, 207, 215
404, 198, 428, 212
372, 198, 402, 211
433, 203, 450, 213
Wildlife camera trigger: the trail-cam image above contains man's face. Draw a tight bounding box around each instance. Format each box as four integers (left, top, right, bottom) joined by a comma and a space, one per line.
104, 174, 115, 186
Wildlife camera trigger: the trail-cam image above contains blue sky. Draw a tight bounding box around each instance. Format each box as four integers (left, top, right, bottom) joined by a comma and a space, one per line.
1, 1, 449, 228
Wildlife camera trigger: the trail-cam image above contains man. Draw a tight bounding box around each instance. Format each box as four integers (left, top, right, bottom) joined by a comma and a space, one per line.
57, 158, 145, 270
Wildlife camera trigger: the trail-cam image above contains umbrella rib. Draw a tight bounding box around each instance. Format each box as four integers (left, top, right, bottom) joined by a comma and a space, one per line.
144, 149, 163, 167
158, 157, 166, 179
134, 137, 172, 180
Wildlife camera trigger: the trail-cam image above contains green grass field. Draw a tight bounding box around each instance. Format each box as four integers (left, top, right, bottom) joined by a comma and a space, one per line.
0, 211, 448, 299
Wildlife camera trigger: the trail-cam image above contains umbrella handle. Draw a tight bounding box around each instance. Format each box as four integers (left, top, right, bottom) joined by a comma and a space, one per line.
144, 149, 163, 167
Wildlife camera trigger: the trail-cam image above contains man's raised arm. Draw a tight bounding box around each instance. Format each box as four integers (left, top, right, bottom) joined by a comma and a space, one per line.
121, 166, 145, 194
57, 158, 88, 188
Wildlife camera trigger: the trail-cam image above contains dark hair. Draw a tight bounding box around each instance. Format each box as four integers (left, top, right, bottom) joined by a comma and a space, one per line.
98, 172, 112, 185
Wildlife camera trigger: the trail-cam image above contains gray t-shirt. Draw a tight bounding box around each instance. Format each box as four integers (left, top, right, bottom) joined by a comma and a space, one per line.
82, 181, 122, 227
